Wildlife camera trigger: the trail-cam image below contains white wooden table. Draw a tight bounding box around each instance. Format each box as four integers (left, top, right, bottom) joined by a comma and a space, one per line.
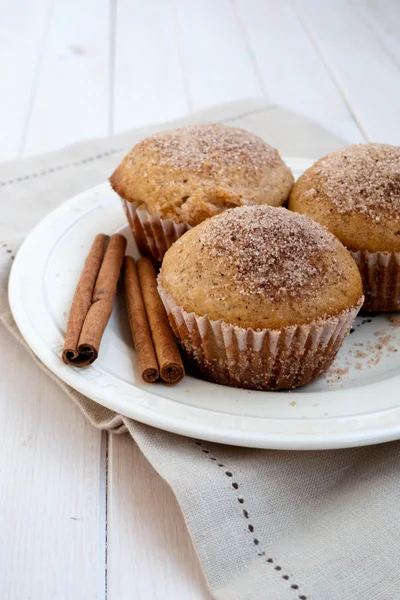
1, 1, 400, 598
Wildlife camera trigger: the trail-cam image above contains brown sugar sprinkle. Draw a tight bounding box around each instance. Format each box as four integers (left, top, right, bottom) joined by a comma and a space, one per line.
388, 315, 400, 327
130, 124, 279, 176
325, 329, 399, 381
325, 367, 349, 383
199, 206, 341, 300
313, 144, 400, 219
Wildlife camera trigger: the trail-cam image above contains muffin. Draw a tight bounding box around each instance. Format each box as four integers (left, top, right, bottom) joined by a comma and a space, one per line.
110, 123, 294, 264
289, 144, 400, 311
158, 206, 363, 390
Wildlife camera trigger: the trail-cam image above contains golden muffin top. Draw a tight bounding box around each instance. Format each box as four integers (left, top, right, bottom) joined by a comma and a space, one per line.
289, 144, 400, 252
110, 124, 294, 226
160, 205, 362, 330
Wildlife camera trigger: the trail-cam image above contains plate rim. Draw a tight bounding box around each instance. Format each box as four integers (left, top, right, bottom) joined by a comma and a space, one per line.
8, 159, 400, 450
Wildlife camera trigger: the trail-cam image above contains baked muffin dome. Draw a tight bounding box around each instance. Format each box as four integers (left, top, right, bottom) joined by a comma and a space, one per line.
110, 124, 294, 227
289, 144, 400, 253
161, 205, 362, 330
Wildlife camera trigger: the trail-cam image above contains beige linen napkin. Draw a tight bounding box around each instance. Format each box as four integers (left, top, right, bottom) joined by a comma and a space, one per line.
2, 99, 400, 600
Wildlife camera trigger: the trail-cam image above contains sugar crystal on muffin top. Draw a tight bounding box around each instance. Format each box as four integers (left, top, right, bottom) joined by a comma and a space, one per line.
131, 124, 279, 176
198, 205, 340, 301
313, 144, 400, 219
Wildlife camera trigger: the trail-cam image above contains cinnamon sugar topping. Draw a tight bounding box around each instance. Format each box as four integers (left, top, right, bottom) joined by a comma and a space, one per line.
314, 144, 400, 219
198, 206, 340, 300
132, 124, 278, 175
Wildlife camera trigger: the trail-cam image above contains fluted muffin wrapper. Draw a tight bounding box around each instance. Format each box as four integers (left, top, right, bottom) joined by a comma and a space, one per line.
157, 281, 362, 390
351, 250, 400, 312
122, 200, 191, 265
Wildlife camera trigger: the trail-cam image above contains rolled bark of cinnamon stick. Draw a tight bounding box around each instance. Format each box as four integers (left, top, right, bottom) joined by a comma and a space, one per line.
123, 257, 159, 383
62, 234, 108, 366
62, 233, 127, 367
137, 257, 185, 385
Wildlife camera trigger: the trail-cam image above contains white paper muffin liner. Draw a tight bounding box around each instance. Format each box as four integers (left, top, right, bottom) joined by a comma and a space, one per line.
123, 200, 191, 265
351, 250, 400, 312
157, 280, 363, 390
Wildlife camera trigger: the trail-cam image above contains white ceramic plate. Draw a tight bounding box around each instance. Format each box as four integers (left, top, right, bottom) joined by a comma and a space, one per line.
9, 158, 400, 450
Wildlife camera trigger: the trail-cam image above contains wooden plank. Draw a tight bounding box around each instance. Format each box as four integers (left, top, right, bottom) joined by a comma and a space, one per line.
113, 0, 189, 133
234, 0, 363, 142
0, 327, 104, 600
107, 433, 211, 600
293, 0, 400, 143
172, 0, 263, 112
350, 0, 400, 68
0, 0, 50, 161
22, 0, 110, 157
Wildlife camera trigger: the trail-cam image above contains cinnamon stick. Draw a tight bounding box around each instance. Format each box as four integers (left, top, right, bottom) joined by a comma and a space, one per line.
123, 257, 159, 383
62, 233, 127, 367
137, 257, 185, 385
62, 234, 108, 366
